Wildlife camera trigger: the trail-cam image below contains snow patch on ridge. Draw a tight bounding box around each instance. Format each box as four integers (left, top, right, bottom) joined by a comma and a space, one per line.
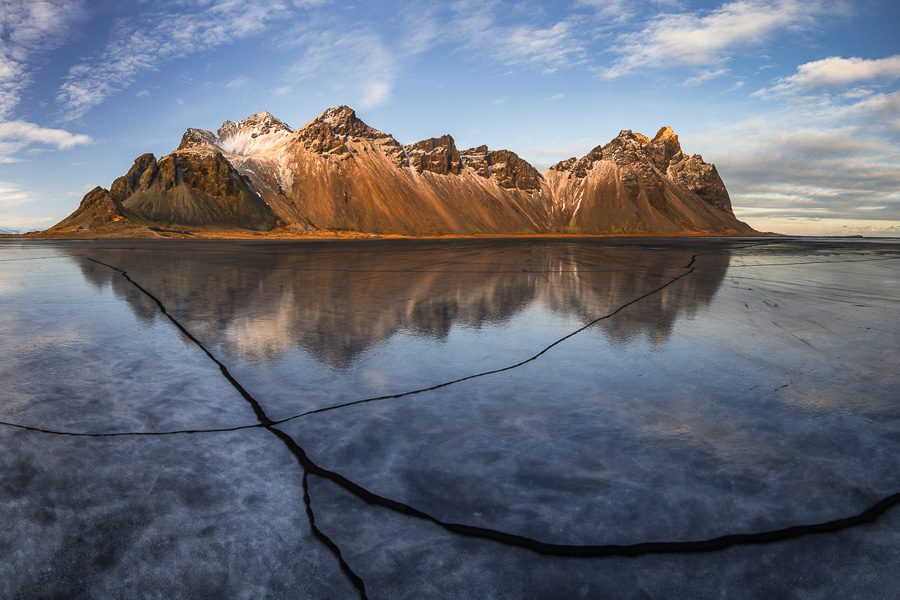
217, 129, 293, 157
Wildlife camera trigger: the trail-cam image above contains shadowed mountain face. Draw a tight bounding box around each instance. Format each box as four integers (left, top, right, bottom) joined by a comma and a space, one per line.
67, 241, 730, 367
48, 106, 753, 236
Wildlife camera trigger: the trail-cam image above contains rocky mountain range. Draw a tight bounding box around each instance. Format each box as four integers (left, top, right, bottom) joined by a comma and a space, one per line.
46, 106, 753, 236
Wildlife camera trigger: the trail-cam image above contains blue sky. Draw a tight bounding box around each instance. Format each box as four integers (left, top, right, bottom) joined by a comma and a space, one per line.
1, 0, 898, 234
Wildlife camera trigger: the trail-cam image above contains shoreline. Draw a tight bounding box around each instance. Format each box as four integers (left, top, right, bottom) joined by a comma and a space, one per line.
4, 229, 781, 241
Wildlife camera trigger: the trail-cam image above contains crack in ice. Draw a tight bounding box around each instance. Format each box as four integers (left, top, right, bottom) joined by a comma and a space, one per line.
2, 250, 899, 594
84, 258, 370, 599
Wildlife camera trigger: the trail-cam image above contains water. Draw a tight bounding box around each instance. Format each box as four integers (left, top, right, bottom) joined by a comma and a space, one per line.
1, 238, 898, 598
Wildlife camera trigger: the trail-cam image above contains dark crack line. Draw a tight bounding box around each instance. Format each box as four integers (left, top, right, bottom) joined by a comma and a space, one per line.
301, 467, 368, 597
85, 259, 272, 425
266, 267, 668, 274
293, 442, 900, 558
0, 258, 698, 437
4, 253, 899, 570
282, 256, 698, 422
84, 258, 369, 599
1, 257, 699, 437
0, 418, 260, 437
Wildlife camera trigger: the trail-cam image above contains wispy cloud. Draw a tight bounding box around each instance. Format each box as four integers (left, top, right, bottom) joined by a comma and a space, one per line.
756, 54, 900, 96
0, 181, 57, 231
842, 90, 900, 134
398, 4, 441, 55
739, 50, 900, 228
0, 0, 85, 118
576, 0, 637, 25
601, 0, 831, 79
450, 1, 586, 68
0, 181, 32, 207
286, 26, 397, 109
56, 0, 310, 120
225, 77, 251, 90
683, 67, 730, 86
270, 85, 294, 96
279, 0, 594, 107
691, 90, 900, 225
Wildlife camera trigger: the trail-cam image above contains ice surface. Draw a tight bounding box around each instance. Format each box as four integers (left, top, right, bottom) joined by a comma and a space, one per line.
0, 237, 898, 597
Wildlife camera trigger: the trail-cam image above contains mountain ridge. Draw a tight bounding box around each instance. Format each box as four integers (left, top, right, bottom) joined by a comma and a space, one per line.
41, 105, 755, 237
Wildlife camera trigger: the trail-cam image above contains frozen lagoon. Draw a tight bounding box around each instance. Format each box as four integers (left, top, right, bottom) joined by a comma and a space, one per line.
1, 238, 898, 598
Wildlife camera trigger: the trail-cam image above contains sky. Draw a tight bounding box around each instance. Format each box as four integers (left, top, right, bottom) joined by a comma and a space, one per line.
0, 0, 898, 235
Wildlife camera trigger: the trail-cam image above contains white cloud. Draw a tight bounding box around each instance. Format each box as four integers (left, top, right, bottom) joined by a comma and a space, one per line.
398, 4, 441, 55
225, 77, 251, 89
271, 85, 294, 96
0, 214, 55, 230
362, 79, 391, 109
842, 90, 900, 134
577, 0, 636, 24
0, 120, 91, 163
735, 217, 900, 237
601, 0, 828, 79
505, 21, 580, 65
0, 182, 56, 232
0, 0, 85, 118
450, 1, 586, 68
0, 121, 91, 149
0, 181, 32, 208
689, 90, 900, 226
51, 1, 591, 121
758, 55, 900, 95
287, 28, 398, 109
56, 0, 311, 120
684, 67, 729, 86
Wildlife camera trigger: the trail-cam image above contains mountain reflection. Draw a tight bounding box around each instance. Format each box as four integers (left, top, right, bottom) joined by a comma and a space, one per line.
69, 242, 730, 367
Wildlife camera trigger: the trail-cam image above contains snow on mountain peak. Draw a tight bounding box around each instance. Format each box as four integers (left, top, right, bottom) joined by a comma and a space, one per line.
215, 111, 293, 157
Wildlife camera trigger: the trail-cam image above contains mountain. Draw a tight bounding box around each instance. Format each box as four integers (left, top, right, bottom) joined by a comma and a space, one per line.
0, 226, 21, 234
43, 106, 753, 237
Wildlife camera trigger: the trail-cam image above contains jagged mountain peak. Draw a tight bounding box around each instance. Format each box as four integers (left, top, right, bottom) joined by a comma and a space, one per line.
549, 144, 604, 178
614, 130, 651, 144
460, 145, 543, 191
647, 125, 683, 170
218, 111, 292, 139
178, 128, 218, 151
311, 105, 380, 138
404, 135, 461, 175
297, 105, 407, 166
653, 125, 678, 142
319, 105, 355, 120
602, 130, 654, 165
592, 126, 685, 173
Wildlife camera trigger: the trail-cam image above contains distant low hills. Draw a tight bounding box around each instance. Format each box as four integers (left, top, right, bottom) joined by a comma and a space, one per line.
43, 106, 754, 237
